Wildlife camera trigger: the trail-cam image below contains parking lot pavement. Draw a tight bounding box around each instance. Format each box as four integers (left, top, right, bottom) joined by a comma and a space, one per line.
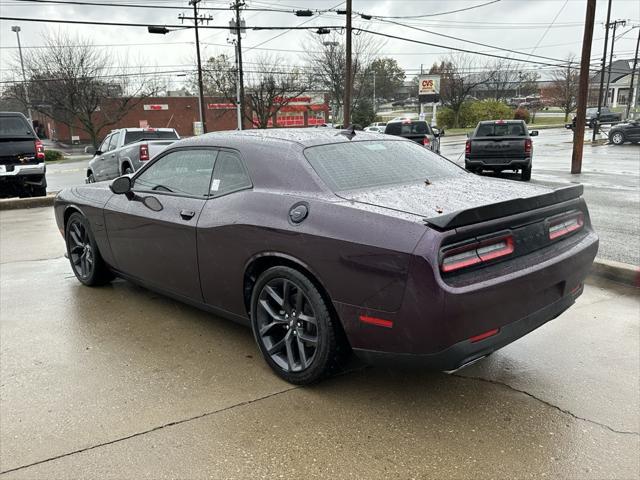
1, 207, 638, 479
441, 128, 640, 266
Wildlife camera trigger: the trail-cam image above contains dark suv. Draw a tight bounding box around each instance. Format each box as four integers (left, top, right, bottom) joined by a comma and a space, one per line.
384, 118, 440, 153
0, 112, 47, 198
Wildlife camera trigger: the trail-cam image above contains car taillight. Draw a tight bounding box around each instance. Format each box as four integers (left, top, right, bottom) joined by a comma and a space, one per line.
423, 136, 430, 146
524, 138, 532, 153
139, 144, 149, 161
35, 139, 45, 161
441, 235, 514, 273
465, 139, 471, 155
548, 212, 584, 240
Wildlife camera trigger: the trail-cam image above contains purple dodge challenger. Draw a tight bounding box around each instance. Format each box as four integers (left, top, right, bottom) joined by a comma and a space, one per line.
55, 129, 598, 384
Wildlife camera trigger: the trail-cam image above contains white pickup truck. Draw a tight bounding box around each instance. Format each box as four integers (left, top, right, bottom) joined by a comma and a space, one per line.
86, 128, 179, 183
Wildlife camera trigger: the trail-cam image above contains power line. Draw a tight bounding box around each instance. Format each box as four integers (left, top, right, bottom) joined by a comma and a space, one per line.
524, 0, 569, 60
244, 1, 345, 52
373, 18, 575, 66
366, 0, 501, 19
353, 27, 598, 72
5, 0, 293, 12
0, 15, 345, 31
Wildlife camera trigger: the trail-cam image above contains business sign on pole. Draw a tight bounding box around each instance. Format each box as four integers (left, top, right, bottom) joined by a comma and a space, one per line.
418, 75, 440, 103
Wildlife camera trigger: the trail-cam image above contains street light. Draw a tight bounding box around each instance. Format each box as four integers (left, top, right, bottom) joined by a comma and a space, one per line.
11, 25, 32, 124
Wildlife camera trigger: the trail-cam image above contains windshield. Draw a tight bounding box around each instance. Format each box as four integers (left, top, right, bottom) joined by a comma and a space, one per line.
304, 140, 462, 192
475, 123, 526, 137
124, 130, 179, 145
0, 116, 34, 138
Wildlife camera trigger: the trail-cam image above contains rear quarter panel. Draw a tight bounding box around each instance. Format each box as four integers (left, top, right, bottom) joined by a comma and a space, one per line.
196, 190, 429, 319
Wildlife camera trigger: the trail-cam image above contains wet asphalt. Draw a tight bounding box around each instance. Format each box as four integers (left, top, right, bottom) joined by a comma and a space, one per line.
45, 127, 640, 266
0, 208, 638, 479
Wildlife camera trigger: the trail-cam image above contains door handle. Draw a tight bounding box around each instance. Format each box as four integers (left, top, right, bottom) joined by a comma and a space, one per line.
180, 209, 195, 220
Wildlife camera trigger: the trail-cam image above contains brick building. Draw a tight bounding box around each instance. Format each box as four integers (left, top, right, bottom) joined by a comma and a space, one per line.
39, 94, 329, 144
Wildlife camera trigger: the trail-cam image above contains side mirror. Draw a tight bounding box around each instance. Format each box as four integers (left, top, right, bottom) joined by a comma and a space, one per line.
85, 146, 96, 155
530, 130, 539, 136
110, 176, 132, 195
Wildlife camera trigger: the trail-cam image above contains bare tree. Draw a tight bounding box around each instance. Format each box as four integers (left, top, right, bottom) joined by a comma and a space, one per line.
486, 59, 520, 101
547, 55, 580, 121
305, 32, 382, 122
431, 54, 493, 128
202, 54, 311, 129
10, 31, 156, 146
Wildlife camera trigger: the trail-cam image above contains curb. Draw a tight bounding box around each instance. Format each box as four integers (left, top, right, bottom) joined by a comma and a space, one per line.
0, 194, 56, 211
589, 259, 639, 288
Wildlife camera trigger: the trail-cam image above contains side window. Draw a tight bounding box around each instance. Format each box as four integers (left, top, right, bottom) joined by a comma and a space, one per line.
99, 134, 112, 153
107, 132, 120, 151
134, 149, 216, 197
210, 150, 252, 197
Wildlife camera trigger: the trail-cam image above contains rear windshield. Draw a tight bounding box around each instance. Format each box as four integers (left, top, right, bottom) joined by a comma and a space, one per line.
0, 116, 34, 137
385, 121, 431, 136
124, 130, 178, 145
304, 140, 462, 192
476, 123, 526, 137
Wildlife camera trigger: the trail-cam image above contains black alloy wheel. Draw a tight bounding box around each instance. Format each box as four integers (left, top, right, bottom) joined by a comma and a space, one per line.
87, 173, 96, 183
251, 266, 346, 384
67, 217, 94, 281
123, 166, 133, 175
65, 212, 113, 286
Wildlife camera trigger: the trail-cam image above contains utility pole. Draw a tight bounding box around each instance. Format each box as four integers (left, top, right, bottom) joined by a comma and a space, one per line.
625, 27, 640, 120
233, 0, 246, 130
177, 1, 209, 134
343, 0, 352, 127
572, 0, 596, 174
604, 19, 626, 106
593, 0, 612, 141
11, 26, 32, 124
372, 72, 376, 115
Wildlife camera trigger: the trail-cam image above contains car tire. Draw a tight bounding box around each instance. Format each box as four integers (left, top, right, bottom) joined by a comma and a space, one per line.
521, 164, 532, 181
123, 165, 133, 175
611, 132, 625, 145
65, 212, 113, 286
250, 266, 347, 385
87, 172, 96, 183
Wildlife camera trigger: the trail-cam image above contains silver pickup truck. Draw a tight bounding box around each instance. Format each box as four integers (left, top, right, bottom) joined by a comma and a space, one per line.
86, 128, 179, 183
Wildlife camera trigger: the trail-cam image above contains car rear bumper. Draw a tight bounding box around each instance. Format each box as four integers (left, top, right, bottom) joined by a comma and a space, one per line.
465, 157, 530, 169
353, 284, 580, 370
0, 162, 46, 177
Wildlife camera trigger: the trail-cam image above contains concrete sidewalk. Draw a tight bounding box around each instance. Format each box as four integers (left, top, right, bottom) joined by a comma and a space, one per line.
1, 208, 638, 479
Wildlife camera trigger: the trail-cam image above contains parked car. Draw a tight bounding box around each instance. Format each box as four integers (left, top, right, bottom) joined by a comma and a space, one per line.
608, 119, 640, 145
384, 118, 440, 153
465, 120, 538, 181
86, 128, 179, 183
364, 126, 384, 133
368, 122, 387, 128
55, 129, 598, 384
571, 107, 622, 129
0, 112, 47, 198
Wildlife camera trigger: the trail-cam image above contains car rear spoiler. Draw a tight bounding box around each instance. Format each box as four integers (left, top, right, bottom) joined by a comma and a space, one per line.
424, 184, 584, 230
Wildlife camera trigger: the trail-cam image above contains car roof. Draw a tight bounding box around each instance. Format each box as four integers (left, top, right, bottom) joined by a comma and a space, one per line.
0, 111, 29, 118
178, 128, 393, 148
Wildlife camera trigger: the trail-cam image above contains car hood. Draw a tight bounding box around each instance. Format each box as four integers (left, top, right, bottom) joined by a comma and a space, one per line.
340, 174, 554, 222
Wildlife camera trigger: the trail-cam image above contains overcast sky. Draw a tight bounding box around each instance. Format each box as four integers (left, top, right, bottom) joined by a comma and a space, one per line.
1, 0, 639, 92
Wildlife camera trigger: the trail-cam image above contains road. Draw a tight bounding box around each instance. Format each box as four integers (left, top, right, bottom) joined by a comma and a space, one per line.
0, 207, 638, 479
45, 128, 639, 265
